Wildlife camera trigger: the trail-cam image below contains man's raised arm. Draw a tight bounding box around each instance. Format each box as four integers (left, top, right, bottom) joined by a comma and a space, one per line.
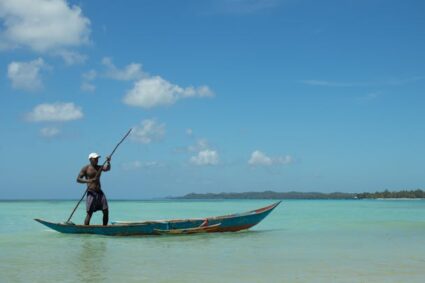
103, 156, 111, 172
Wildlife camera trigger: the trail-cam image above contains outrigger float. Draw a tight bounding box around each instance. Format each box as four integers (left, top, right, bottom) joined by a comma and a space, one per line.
35, 201, 281, 236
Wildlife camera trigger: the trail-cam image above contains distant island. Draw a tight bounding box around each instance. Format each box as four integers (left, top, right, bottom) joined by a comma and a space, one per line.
174, 189, 425, 200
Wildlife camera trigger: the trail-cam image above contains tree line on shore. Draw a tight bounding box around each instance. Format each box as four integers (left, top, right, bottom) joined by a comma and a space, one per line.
355, 189, 425, 199
176, 189, 425, 200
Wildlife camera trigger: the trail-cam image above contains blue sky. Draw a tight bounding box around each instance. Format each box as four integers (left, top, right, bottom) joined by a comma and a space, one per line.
0, 0, 424, 199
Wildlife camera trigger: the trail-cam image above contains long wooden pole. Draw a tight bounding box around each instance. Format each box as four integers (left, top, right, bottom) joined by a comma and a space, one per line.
66, 128, 132, 223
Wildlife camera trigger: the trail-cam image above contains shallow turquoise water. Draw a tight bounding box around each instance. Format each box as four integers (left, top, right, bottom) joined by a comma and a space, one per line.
1, 199, 425, 282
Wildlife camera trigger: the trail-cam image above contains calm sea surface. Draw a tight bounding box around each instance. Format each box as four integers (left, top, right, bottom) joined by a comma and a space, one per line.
1, 199, 425, 282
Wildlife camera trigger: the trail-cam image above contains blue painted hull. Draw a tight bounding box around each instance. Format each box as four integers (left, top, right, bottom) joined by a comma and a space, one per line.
35, 201, 281, 236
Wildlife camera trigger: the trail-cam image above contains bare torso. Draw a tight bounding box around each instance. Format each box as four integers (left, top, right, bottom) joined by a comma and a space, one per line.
77, 164, 109, 192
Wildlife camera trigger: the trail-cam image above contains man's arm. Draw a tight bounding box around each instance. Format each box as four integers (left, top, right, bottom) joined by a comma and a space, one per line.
76, 166, 92, 184
102, 156, 111, 172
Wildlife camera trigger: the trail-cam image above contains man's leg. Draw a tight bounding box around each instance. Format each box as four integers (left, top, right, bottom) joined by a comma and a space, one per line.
84, 211, 93, 225
102, 209, 109, 226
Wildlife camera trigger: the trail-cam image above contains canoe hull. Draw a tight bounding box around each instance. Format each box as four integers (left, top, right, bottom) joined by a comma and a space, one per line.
35, 201, 281, 236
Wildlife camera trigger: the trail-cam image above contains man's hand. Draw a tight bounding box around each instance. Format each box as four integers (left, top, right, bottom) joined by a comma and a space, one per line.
106, 156, 111, 162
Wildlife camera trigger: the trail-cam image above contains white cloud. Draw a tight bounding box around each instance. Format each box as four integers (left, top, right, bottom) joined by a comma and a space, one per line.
102, 57, 144, 81
0, 0, 91, 53
248, 150, 293, 166
96, 57, 214, 108
81, 82, 95, 92
190, 149, 219, 166
186, 128, 193, 136
7, 58, 47, 91
249, 150, 273, 166
40, 126, 60, 137
188, 138, 219, 166
82, 69, 97, 80
56, 50, 87, 65
188, 139, 210, 152
26, 102, 83, 122
198, 85, 214, 97
180, 85, 215, 98
81, 69, 97, 92
123, 76, 177, 108
131, 119, 165, 144
123, 76, 214, 108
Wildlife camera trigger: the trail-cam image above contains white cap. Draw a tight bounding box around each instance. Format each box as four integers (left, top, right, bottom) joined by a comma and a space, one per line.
88, 152, 101, 160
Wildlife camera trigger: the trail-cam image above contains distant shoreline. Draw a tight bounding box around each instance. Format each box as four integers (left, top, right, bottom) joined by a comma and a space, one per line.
173, 189, 425, 200
1, 189, 424, 201
375, 198, 424, 201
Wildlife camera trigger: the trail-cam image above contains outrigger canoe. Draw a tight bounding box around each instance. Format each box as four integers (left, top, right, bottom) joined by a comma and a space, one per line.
35, 201, 281, 236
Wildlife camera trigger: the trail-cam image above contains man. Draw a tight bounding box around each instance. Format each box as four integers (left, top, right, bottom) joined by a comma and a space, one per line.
77, 152, 111, 226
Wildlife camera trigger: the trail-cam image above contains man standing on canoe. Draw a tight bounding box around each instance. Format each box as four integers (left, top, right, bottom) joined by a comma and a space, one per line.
77, 153, 111, 226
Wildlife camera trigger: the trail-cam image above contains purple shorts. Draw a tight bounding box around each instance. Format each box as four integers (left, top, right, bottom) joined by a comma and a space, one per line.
86, 191, 108, 213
